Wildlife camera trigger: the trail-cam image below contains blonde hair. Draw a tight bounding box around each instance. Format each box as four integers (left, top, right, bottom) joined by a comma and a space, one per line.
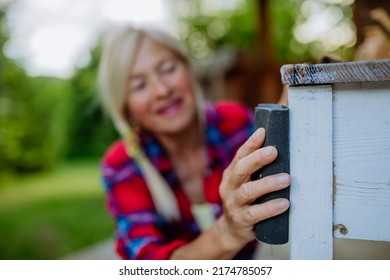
98, 24, 204, 222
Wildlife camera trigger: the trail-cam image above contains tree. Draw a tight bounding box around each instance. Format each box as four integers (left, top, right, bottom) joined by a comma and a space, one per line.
65, 42, 119, 159
0, 5, 69, 177
170, 0, 357, 106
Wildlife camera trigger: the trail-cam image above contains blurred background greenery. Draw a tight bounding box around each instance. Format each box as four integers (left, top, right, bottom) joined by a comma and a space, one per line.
0, 0, 389, 259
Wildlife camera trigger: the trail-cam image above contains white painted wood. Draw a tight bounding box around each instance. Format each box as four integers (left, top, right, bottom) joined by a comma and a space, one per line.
332, 81, 390, 242
283, 60, 390, 259
288, 85, 334, 260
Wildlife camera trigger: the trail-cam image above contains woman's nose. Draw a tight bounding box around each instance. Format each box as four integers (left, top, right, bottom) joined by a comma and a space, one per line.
151, 75, 170, 97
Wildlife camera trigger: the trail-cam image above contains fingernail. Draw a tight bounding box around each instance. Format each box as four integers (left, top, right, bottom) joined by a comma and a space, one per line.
276, 174, 289, 184
263, 146, 274, 157
254, 128, 264, 139
279, 199, 289, 209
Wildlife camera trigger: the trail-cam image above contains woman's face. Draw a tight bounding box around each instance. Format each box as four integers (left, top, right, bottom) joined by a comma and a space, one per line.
126, 36, 197, 136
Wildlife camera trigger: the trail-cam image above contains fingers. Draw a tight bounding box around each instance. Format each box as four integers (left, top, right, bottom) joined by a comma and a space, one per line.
236, 173, 290, 206
219, 128, 291, 244
241, 198, 290, 225
225, 145, 277, 187
222, 172, 290, 230
226, 197, 290, 229
235, 128, 265, 161
234, 146, 277, 180
224, 128, 276, 187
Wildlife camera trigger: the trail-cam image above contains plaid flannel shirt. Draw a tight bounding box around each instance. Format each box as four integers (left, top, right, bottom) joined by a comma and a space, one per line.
101, 101, 256, 259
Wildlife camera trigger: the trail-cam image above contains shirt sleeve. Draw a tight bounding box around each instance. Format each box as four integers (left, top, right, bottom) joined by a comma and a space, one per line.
215, 101, 254, 154
101, 141, 189, 260
215, 101, 254, 136
113, 207, 188, 260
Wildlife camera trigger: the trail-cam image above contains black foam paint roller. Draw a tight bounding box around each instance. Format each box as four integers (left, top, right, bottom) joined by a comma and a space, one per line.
251, 104, 290, 245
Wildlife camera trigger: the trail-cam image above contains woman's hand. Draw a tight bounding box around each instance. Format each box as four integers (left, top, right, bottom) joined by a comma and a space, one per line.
170, 128, 290, 259
218, 127, 290, 249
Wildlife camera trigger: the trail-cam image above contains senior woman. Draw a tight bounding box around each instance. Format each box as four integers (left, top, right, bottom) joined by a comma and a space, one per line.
98, 24, 290, 260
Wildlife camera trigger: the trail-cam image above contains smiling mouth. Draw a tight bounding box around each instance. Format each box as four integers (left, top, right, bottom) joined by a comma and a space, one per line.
156, 98, 183, 117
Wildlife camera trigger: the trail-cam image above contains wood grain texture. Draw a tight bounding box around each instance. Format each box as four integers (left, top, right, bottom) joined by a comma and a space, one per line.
332, 82, 390, 242
281, 59, 390, 85
289, 85, 333, 259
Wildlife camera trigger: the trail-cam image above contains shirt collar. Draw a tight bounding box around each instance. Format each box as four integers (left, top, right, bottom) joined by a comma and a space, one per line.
138, 102, 224, 173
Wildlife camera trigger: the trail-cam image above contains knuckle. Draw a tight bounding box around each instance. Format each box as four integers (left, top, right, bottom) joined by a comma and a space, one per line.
239, 183, 251, 201
222, 165, 235, 182
235, 146, 244, 158
224, 197, 234, 210
219, 184, 230, 201
231, 211, 243, 226
246, 207, 257, 221
222, 168, 230, 180
234, 160, 246, 177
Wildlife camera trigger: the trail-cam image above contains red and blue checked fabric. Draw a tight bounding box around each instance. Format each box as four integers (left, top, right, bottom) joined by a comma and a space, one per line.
101, 101, 256, 259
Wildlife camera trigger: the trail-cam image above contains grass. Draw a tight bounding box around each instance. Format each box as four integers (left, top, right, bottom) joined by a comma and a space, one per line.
0, 160, 115, 260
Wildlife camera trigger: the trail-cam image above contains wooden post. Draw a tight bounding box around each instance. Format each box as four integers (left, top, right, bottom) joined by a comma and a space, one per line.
289, 85, 333, 259
281, 59, 390, 259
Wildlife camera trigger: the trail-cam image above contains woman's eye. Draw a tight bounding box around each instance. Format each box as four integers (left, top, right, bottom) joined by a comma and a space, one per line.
129, 78, 145, 92
160, 60, 176, 74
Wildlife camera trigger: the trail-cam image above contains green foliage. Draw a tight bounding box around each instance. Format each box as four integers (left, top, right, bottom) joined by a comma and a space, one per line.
268, 0, 306, 62
0, 7, 118, 178
173, 0, 356, 64
65, 44, 119, 160
173, 0, 258, 61
0, 8, 71, 177
270, 0, 356, 62
0, 161, 114, 260
1, 76, 70, 171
